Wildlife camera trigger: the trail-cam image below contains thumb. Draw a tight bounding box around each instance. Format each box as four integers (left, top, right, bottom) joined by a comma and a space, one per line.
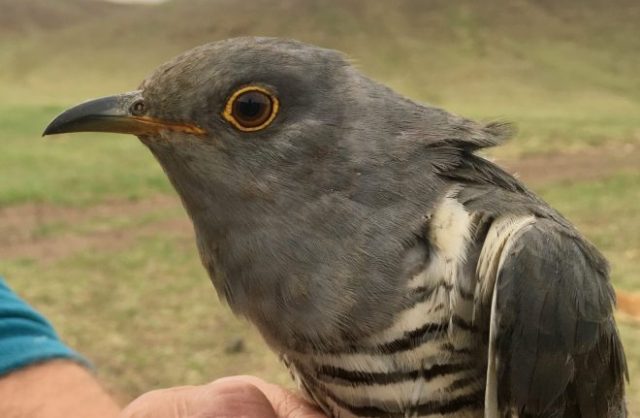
219, 376, 327, 418
120, 381, 279, 418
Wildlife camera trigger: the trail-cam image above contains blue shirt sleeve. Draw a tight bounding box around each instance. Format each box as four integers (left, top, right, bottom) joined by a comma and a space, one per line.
0, 276, 87, 377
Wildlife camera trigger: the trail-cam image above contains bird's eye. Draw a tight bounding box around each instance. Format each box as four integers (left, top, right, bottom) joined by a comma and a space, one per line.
223, 86, 279, 132
130, 100, 146, 116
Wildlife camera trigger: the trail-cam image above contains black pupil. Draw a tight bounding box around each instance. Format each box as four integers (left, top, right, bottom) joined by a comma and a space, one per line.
234, 92, 270, 121
131, 100, 145, 115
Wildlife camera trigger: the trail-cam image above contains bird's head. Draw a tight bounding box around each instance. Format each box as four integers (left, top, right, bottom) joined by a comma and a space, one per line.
44, 38, 356, 206
44, 37, 510, 348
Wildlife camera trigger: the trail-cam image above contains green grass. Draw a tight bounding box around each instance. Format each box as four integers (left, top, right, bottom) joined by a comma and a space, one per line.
3, 167, 638, 411
1, 0, 639, 414
3, 215, 292, 401
1, 0, 639, 155
0, 105, 171, 206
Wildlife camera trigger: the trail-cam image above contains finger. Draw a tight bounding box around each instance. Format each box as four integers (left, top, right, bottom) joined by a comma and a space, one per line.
120, 382, 279, 418
120, 386, 200, 418
212, 376, 327, 418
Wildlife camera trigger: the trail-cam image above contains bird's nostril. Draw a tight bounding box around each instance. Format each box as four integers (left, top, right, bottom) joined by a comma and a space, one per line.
130, 99, 146, 116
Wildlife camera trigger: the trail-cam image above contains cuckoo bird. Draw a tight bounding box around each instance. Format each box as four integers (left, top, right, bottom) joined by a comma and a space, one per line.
44, 37, 627, 417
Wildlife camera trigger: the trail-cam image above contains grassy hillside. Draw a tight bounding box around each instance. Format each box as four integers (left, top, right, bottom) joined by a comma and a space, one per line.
1, 0, 639, 154
1, 0, 639, 413
0, 0, 130, 36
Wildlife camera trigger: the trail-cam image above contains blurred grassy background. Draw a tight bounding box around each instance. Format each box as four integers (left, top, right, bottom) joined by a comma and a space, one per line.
0, 0, 638, 413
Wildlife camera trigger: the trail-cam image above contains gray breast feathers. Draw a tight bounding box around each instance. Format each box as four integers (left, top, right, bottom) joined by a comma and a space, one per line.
282, 187, 627, 418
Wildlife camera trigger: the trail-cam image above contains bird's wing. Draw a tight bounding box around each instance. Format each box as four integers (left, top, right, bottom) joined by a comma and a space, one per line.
477, 217, 627, 417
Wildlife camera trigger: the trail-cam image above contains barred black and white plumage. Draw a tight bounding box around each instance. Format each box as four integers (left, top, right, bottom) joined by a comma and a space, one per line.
281, 192, 486, 417
44, 37, 629, 418
280, 170, 627, 417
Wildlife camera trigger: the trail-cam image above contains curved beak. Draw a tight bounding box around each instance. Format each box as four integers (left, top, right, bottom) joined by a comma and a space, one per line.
42, 91, 205, 137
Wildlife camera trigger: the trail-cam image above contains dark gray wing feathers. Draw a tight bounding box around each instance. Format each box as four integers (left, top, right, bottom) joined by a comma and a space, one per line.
495, 221, 626, 416
440, 149, 627, 417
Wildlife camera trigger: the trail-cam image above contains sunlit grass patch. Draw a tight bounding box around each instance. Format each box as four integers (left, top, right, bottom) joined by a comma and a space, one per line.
1, 0, 638, 409
0, 105, 171, 206
4, 227, 290, 401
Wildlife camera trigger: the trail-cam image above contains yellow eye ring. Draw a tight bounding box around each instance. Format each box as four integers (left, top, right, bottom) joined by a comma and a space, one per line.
222, 86, 279, 132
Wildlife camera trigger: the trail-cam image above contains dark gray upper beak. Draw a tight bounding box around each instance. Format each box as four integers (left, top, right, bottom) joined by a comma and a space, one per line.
43, 91, 205, 137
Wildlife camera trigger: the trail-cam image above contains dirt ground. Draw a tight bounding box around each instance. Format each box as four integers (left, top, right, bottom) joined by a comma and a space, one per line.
2, 145, 639, 318
498, 143, 640, 187
0, 194, 188, 262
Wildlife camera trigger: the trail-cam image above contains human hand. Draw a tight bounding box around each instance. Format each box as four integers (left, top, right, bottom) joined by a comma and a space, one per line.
120, 375, 327, 418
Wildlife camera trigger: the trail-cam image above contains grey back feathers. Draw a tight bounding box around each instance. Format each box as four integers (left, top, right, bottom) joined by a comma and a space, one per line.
133, 38, 626, 417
